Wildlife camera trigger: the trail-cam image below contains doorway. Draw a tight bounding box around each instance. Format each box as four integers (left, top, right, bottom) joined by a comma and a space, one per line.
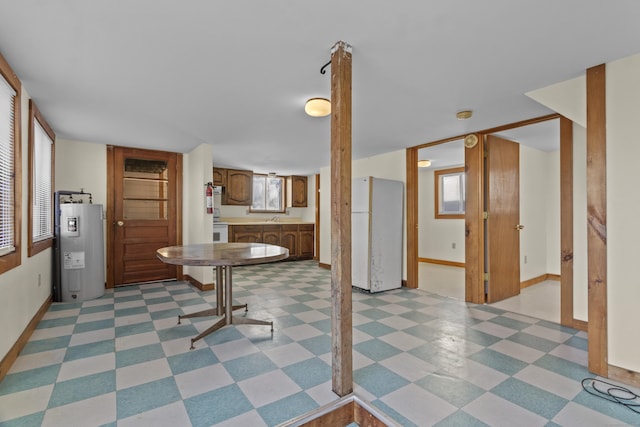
486, 119, 562, 322
106, 146, 183, 287
408, 114, 573, 325
417, 139, 466, 299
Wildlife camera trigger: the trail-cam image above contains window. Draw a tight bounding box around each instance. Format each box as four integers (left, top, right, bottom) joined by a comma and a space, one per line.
0, 52, 22, 273
434, 167, 465, 219
28, 100, 55, 256
251, 174, 285, 213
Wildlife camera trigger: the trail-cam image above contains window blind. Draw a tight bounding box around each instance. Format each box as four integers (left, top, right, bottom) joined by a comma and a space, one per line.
0, 73, 16, 256
32, 120, 53, 242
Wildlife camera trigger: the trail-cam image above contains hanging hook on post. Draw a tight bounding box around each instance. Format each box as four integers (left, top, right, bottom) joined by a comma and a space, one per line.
320, 60, 331, 75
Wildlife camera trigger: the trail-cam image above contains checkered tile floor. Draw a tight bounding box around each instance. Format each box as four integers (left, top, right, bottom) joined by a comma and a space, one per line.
1, 260, 639, 426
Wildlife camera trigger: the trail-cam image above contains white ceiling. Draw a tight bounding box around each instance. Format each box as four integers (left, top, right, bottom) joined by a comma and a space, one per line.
1, 1, 638, 175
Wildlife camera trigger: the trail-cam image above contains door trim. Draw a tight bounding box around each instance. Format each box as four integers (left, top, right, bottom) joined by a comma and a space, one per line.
105, 145, 183, 288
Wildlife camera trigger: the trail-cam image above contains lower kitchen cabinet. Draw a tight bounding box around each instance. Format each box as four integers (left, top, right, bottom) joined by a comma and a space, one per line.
280, 225, 298, 258
299, 224, 314, 258
231, 225, 262, 243
262, 225, 281, 246
229, 223, 314, 260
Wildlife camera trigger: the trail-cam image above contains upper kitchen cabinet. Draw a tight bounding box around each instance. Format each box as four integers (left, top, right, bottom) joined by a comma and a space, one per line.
287, 175, 308, 208
222, 168, 253, 205
212, 167, 226, 187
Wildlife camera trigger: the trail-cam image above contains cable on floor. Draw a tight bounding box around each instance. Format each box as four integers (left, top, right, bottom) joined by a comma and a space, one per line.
581, 378, 640, 414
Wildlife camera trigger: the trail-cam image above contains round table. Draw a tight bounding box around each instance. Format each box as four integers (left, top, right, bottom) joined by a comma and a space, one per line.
157, 242, 289, 348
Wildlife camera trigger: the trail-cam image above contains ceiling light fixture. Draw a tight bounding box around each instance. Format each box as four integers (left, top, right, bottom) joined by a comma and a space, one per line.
417, 159, 431, 168
305, 98, 331, 117
456, 110, 473, 120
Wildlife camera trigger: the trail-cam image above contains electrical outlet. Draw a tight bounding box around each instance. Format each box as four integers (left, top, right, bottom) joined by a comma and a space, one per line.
452, 242, 456, 249
524, 255, 528, 264
37, 273, 41, 287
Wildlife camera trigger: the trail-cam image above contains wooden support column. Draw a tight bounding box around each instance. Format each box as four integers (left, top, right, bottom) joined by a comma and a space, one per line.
464, 133, 485, 304
405, 148, 418, 288
586, 64, 608, 376
330, 40, 353, 397
559, 116, 574, 327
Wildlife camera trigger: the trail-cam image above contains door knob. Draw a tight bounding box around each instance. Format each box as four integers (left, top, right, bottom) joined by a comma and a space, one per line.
515, 224, 524, 230
117, 221, 124, 226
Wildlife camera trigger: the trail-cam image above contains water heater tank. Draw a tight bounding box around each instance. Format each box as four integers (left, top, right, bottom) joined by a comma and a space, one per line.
59, 204, 105, 302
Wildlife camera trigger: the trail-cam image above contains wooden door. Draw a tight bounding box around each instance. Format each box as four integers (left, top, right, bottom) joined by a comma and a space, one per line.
485, 135, 521, 303
110, 147, 180, 286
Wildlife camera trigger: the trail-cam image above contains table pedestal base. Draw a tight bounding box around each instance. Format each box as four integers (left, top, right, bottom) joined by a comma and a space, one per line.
189, 315, 273, 350
180, 265, 273, 349
177, 266, 247, 325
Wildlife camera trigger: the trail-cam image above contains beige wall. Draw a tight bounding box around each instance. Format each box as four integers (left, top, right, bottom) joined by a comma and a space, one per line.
606, 53, 640, 372
0, 88, 51, 360
183, 144, 215, 285
417, 167, 465, 264
530, 52, 640, 373
519, 144, 560, 281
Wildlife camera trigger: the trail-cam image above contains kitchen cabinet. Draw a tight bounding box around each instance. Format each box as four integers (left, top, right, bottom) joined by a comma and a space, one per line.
222, 168, 253, 206
231, 225, 262, 243
299, 224, 314, 258
287, 175, 308, 208
262, 225, 281, 246
280, 225, 298, 258
212, 168, 225, 187
228, 223, 314, 260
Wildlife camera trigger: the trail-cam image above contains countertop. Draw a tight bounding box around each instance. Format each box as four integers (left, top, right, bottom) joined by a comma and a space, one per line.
220, 217, 314, 226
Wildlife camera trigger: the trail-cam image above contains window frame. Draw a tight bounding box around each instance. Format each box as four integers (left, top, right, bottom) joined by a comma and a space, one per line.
250, 173, 286, 213
28, 100, 55, 257
0, 51, 22, 274
434, 166, 465, 219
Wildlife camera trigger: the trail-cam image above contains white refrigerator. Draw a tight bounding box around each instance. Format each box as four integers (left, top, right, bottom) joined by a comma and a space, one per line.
352, 177, 403, 292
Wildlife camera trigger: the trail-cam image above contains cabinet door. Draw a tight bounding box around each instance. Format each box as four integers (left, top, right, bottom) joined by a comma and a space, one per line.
299, 225, 314, 258
233, 231, 262, 243
231, 225, 262, 243
212, 167, 225, 187
262, 225, 280, 246
288, 175, 308, 207
223, 169, 253, 205
281, 225, 298, 257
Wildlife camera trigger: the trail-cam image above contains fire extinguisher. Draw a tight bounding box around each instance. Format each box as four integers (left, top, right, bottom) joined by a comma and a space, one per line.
206, 183, 213, 214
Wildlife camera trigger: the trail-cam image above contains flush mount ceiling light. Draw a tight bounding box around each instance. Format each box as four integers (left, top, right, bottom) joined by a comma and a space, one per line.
417, 159, 431, 168
456, 110, 473, 120
305, 98, 331, 117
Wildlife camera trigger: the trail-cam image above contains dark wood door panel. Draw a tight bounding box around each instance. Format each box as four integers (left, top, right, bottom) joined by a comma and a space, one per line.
486, 135, 520, 303
123, 224, 169, 239
112, 147, 178, 286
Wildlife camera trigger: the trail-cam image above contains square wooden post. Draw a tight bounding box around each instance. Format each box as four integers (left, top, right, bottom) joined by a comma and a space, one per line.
586, 64, 608, 376
330, 40, 353, 396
